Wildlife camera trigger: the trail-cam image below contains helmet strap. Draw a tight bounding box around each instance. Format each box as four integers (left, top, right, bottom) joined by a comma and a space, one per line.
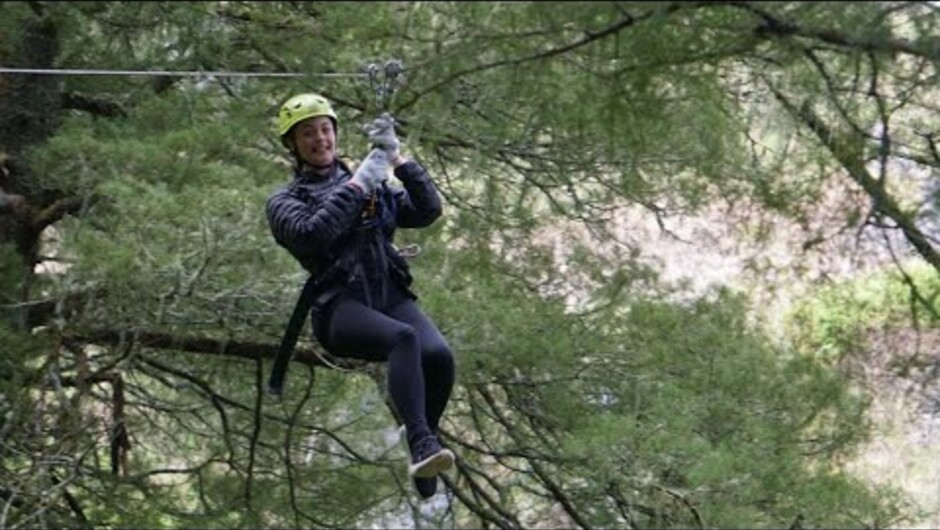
296, 153, 335, 177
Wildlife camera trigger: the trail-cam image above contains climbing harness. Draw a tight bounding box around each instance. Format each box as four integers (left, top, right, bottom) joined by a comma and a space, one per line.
267, 277, 332, 396
267, 59, 407, 398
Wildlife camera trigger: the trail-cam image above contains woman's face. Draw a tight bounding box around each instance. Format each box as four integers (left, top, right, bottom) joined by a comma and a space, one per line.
291, 116, 336, 167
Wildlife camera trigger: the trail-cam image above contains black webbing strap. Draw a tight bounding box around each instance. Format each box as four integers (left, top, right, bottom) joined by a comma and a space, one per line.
267, 275, 320, 396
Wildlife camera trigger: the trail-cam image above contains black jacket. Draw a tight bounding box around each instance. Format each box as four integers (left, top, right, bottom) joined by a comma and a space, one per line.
266, 159, 442, 307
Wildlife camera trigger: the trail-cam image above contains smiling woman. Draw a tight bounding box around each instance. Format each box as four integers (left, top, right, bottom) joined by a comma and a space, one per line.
290, 117, 337, 168
265, 92, 455, 500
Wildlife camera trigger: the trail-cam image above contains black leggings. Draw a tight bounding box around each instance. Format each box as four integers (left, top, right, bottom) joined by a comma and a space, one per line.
314, 287, 455, 450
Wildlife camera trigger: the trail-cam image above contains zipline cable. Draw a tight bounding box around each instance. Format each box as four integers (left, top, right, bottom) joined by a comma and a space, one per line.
0, 66, 371, 78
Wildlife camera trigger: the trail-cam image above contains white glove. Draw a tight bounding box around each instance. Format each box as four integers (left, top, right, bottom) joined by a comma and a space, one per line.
349, 148, 389, 194
365, 112, 400, 159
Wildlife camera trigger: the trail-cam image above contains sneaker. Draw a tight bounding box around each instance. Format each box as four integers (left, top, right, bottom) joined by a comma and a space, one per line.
408, 434, 455, 479
413, 476, 438, 499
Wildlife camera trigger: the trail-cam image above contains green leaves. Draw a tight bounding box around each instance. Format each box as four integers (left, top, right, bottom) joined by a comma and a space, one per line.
787, 262, 940, 362
2, 1, 937, 528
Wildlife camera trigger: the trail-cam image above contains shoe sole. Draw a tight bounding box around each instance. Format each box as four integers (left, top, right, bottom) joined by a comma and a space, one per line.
408, 448, 455, 478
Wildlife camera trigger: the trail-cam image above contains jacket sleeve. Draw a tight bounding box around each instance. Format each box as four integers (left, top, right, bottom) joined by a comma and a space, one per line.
266, 183, 366, 259
393, 160, 442, 228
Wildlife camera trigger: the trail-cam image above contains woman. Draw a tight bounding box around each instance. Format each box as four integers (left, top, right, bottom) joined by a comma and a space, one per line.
265, 93, 455, 499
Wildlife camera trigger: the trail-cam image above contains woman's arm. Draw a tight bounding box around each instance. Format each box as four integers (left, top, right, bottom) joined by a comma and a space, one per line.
393, 161, 443, 228
266, 183, 366, 257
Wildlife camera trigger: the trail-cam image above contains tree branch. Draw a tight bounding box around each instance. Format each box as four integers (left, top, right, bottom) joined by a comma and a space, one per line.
441, 462, 519, 529
66, 327, 364, 370
49, 472, 90, 530
399, 3, 681, 112
109, 374, 129, 476
31, 196, 89, 233
477, 385, 579, 527
23, 288, 105, 329
765, 80, 940, 274
61, 92, 127, 118
736, 2, 939, 61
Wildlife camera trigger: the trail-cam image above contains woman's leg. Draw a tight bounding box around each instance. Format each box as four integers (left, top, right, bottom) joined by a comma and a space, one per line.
386, 298, 455, 433
385, 296, 455, 498
318, 294, 433, 448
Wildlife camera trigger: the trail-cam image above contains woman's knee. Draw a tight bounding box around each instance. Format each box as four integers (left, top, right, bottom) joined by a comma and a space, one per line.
390, 325, 420, 357
423, 341, 455, 374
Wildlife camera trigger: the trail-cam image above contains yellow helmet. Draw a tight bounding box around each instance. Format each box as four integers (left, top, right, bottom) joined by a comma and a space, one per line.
277, 93, 338, 139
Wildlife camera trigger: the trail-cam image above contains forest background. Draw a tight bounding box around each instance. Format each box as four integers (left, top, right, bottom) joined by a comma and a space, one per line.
1, 2, 939, 528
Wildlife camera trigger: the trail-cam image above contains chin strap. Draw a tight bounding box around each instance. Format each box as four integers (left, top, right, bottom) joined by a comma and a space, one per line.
296, 158, 336, 177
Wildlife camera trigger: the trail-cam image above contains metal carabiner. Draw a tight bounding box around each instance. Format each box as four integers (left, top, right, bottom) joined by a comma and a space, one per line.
362, 61, 382, 111
359, 59, 405, 218
381, 59, 403, 111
